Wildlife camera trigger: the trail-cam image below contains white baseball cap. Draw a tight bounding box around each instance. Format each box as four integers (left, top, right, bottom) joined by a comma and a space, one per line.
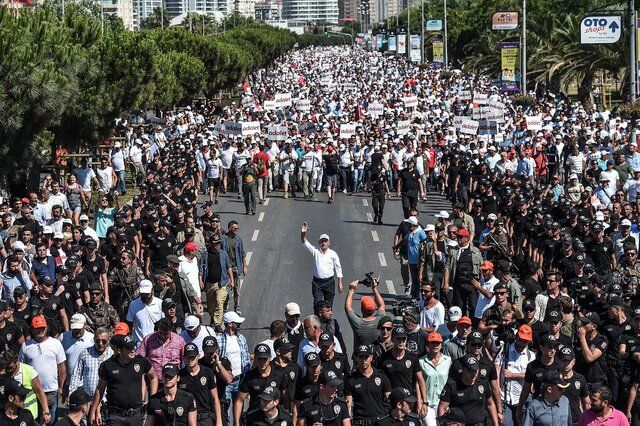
139, 279, 153, 294
448, 306, 462, 322
53, 232, 64, 240
43, 226, 53, 234
114, 142, 122, 148
404, 216, 419, 226
424, 224, 435, 232
223, 311, 245, 324
79, 214, 89, 222
487, 213, 498, 220
184, 315, 200, 331
11, 241, 25, 252
69, 313, 86, 330
621, 219, 632, 227
435, 210, 450, 219
285, 302, 301, 316
318, 233, 330, 242
569, 173, 578, 180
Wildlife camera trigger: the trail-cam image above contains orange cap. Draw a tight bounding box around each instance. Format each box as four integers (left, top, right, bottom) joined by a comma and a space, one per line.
458, 316, 472, 326
113, 322, 130, 336
517, 324, 533, 341
31, 315, 47, 328
427, 332, 443, 343
361, 296, 376, 312
481, 261, 494, 270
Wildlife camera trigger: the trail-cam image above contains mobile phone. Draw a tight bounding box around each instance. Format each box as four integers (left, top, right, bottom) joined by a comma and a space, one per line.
303, 222, 307, 226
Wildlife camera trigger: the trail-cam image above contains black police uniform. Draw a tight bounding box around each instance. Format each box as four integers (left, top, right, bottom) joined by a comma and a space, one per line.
98, 355, 152, 423
562, 372, 589, 424
298, 395, 350, 426
0, 321, 23, 353
0, 407, 34, 425
398, 168, 421, 218
523, 358, 559, 398
321, 352, 350, 396
602, 318, 632, 404
440, 376, 492, 425
200, 356, 232, 426
344, 368, 391, 423
450, 355, 497, 382
374, 412, 422, 426
238, 367, 288, 411
244, 407, 293, 426
272, 361, 301, 406
575, 332, 609, 389
178, 365, 217, 424
294, 374, 320, 402
376, 351, 421, 392
147, 388, 197, 426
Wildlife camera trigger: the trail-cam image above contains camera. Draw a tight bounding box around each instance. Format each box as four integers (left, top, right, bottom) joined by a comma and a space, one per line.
358, 272, 375, 287
392, 299, 419, 317
495, 323, 517, 345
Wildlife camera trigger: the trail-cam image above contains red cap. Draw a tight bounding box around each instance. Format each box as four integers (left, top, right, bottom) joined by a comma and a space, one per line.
31, 315, 47, 328
184, 242, 198, 253
458, 316, 472, 326
361, 296, 376, 312
427, 332, 443, 343
481, 261, 494, 270
113, 322, 129, 336
457, 229, 470, 237
517, 324, 533, 341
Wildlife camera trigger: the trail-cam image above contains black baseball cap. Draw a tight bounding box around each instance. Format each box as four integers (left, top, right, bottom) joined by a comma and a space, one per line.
544, 371, 570, 388
162, 298, 176, 309
354, 344, 373, 357
13, 286, 26, 296
319, 370, 343, 387
460, 354, 480, 371
522, 299, 536, 312
203, 336, 218, 354
392, 326, 408, 339
4, 379, 30, 399
468, 331, 483, 345
581, 312, 602, 327
88, 282, 102, 293
389, 387, 417, 405
184, 343, 199, 357
258, 386, 280, 401
539, 334, 558, 347
274, 337, 295, 352
254, 343, 271, 359
68, 388, 91, 408
304, 352, 321, 367
163, 364, 179, 379
557, 346, 575, 361
547, 310, 562, 323
318, 332, 334, 348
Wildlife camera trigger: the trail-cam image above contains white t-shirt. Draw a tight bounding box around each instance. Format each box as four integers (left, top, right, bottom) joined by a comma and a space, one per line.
233, 151, 252, 169
73, 168, 96, 191
96, 166, 114, 191
224, 334, 243, 376
18, 337, 67, 392
178, 256, 201, 298
58, 330, 94, 377
126, 297, 164, 346
418, 301, 445, 329
179, 325, 216, 357
221, 147, 237, 169
207, 158, 223, 179
475, 276, 500, 318
111, 150, 125, 172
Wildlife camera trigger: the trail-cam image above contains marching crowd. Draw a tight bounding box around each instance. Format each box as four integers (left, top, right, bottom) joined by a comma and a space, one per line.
2, 44, 640, 426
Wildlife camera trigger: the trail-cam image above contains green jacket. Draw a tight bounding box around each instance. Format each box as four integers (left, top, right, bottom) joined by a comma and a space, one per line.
444, 244, 482, 286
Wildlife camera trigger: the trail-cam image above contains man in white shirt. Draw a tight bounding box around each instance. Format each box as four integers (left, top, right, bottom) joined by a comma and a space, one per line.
179, 315, 216, 357
474, 261, 500, 320
126, 280, 164, 346
73, 158, 99, 202
178, 242, 203, 299
300, 223, 343, 309
127, 139, 145, 188
206, 153, 224, 204
96, 157, 117, 194
111, 142, 126, 195
59, 313, 94, 384
418, 282, 445, 332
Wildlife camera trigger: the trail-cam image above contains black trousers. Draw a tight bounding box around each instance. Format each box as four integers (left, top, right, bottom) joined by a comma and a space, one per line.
106, 412, 145, 425
242, 186, 256, 213
453, 285, 478, 317
401, 190, 418, 218
372, 192, 385, 218
312, 276, 335, 308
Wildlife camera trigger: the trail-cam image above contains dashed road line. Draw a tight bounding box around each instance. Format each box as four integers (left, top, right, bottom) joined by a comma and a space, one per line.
385, 280, 396, 295
263, 198, 270, 205
378, 252, 387, 267
366, 212, 373, 222
251, 230, 260, 241
258, 212, 265, 222
371, 230, 379, 241
239, 279, 244, 291
362, 199, 368, 207
246, 252, 253, 265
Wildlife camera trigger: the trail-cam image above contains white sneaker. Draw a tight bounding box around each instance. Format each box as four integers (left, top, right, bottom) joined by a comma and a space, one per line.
343, 189, 347, 194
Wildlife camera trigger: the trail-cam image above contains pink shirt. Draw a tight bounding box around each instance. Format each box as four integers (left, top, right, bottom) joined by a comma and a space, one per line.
137, 332, 185, 380
577, 408, 629, 426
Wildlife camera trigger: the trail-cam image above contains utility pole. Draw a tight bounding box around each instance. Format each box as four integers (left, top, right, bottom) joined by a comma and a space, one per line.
443, 0, 448, 67
521, 0, 527, 94
631, 0, 637, 103
420, 0, 424, 63
406, 0, 410, 59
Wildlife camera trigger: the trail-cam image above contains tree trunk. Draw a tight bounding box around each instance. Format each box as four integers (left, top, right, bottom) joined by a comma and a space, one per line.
548, 72, 563, 96
578, 71, 595, 106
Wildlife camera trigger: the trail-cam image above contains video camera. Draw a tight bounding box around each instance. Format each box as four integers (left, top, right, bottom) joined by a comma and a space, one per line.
358, 272, 375, 287
392, 299, 419, 318
494, 322, 518, 345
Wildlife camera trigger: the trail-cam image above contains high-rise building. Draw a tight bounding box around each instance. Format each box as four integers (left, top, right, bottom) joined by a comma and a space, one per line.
234, 0, 254, 18
102, 0, 135, 29
282, 0, 338, 23
131, 0, 162, 27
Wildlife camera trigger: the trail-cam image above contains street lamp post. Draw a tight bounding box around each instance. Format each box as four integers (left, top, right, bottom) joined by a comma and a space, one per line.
406, 0, 410, 59
420, 0, 424, 63
631, 0, 637, 103
443, 0, 448, 67
521, 0, 527, 95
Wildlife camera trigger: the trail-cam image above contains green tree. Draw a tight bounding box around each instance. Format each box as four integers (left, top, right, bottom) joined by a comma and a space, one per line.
140, 6, 169, 29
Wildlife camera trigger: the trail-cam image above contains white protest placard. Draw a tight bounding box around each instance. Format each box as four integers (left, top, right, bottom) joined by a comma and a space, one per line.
459, 118, 479, 135
343, 83, 357, 91
294, 99, 311, 111
340, 123, 357, 139
454, 116, 470, 130
224, 122, 242, 135
473, 93, 489, 105
267, 124, 289, 141
396, 120, 411, 135
487, 100, 506, 111
367, 102, 384, 116
274, 92, 292, 108
483, 107, 505, 123
458, 90, 472, 101
264, 100, 276, 111
241, 121, 261, 136
402, 96, 419, 108
495, 132, 505, 143
478, 120, 498, 135
472, 108, 482, 120
525, 115, 543, 131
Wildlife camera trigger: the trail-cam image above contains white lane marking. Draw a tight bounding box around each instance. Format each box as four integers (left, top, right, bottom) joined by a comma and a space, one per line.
371, 230, 379, 241
378, 252, 387, 267
239, 279, 244, 291
385, 280, 396, 295
258, 212, 265, 222
366, 212, 373, 221
362, 199, 368, 206
246, 252, 253, 265
251, 230, 259, 241
264, 198, 270, 205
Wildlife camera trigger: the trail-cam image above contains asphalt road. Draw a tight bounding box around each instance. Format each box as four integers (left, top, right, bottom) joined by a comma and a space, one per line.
200, 187, 452, 352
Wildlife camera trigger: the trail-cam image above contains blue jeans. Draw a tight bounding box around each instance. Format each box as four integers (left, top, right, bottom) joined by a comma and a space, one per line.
42, 391, 58, 426
115, 170, 126, 194
225, 379, 240, 425
353, 168, 363, 191
409, 263, 420, 299
503, 403, 518, 426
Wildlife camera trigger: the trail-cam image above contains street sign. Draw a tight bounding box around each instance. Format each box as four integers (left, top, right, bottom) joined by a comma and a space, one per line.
426, 20, 442, 31
580, 16, 622, 44
492, 12, 519, 30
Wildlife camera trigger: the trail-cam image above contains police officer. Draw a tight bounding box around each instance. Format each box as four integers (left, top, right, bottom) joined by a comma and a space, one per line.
244, 386, 293, 426
78, 281, 119, 333
147, 363, 197, 425
374, 387, 421, 426
377, 327, 424, 401
0, 379, 34, 424
90, 334, 159, 425
602, 295, 631, 406
344, 345, 391, 425
574, 312, 609, 390
199, 336, 234, 426
297, 370, 350, 425
179, 343, 222, 426
319, 331, 350, 396
271, 337, 301, 411
294, 352, 322, 406
438, 354, 499, 426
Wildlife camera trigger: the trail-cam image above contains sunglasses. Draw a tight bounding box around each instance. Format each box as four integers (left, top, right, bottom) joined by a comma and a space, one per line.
496, 291, 508, 295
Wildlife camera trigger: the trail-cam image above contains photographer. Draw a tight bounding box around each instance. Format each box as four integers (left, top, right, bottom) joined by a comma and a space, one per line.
478, 282, 512, 335
345, 276, 386, 350
494, 324, 536, 426
443, 228, 482, 317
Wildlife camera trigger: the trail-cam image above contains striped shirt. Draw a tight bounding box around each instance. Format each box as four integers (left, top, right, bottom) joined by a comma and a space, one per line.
69, 346, 114, 397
